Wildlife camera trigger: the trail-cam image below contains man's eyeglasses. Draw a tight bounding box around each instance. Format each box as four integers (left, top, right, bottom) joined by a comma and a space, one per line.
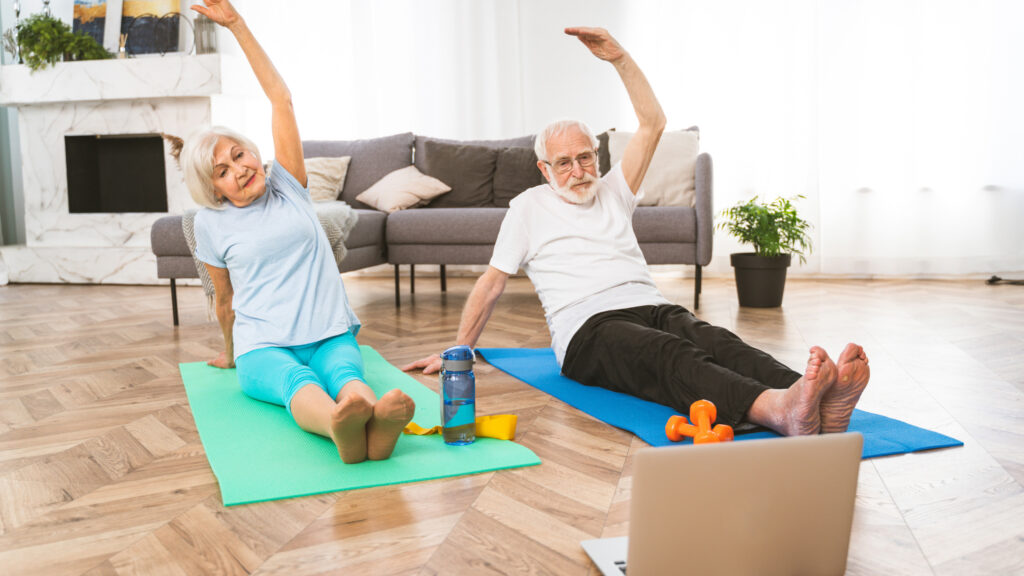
544, 150, 597, 174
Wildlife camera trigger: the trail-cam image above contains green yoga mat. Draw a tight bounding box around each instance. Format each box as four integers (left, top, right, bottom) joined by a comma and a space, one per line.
180, 346, 540, 506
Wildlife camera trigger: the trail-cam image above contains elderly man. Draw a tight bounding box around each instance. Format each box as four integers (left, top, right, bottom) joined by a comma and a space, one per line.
405, 27, 870, 436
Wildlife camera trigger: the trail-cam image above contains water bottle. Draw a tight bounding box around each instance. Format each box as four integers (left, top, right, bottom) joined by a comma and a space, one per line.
440, 345, 476, 445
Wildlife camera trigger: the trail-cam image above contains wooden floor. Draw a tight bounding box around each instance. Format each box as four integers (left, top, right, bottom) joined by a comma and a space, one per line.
1, 275, 1023, 575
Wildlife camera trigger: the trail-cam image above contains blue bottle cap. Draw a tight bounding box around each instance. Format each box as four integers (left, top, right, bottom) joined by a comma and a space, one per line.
441, 345, 474, 371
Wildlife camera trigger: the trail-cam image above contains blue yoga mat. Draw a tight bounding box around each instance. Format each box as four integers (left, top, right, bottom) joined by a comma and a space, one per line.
476, 347, 962, 459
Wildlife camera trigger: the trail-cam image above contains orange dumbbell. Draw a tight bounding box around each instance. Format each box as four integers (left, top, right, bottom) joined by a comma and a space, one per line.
665, 399, 735, 444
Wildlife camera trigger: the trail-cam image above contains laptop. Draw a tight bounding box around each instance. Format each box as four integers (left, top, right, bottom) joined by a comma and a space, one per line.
582, 433, 863, 576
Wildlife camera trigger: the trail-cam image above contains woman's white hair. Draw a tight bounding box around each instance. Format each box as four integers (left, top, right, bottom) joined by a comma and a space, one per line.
534, 119, 599, 163
180, 126, 262, 209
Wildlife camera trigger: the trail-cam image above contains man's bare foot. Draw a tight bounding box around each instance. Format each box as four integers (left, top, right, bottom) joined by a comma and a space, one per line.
781, 346, 838, 435
820, 343, 870, 433
367, 389, 415, 461
330, 394, 373, 464
747, 347, 837, 436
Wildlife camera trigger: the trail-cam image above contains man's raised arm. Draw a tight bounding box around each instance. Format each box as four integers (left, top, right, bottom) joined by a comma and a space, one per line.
402, 266, 510, 375
566, 27, 666, 194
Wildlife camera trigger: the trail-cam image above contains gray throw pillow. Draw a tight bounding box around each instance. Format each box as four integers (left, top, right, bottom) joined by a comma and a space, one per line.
493, 147, 546, 207
414, 134, 535, 162
420, 140, 499, 208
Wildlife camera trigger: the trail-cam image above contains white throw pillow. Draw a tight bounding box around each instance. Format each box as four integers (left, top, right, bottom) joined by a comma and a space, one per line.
306, 156, 352, 202
607, 128, 699, 207
356, 165, 452, 213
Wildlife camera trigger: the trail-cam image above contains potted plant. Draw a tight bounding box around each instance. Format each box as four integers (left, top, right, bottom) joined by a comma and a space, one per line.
12, 12, 110, 72
716, 195, 812, 307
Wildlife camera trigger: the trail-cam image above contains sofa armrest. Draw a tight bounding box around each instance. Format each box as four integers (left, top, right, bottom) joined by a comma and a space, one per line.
150, 215, 200, 280
151, 215, 190, 257
694, 152, 714, 266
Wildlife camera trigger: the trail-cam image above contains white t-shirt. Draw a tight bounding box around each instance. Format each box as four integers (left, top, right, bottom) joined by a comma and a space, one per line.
489, 163, 669, 365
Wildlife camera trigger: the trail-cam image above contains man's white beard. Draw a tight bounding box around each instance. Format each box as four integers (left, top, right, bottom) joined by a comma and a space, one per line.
550, 171, 600, 205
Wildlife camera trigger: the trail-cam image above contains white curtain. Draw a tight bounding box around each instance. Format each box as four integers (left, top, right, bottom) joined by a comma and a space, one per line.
619, 0, 1024, 276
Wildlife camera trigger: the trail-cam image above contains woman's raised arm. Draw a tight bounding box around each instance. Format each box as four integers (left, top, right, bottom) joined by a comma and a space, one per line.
191, 0, 306, 186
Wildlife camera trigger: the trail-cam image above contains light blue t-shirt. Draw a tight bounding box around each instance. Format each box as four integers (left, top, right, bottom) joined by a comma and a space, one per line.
195, 160, 360, 360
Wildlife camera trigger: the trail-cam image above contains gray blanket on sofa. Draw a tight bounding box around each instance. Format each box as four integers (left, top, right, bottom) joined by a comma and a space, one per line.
181, 201, 358, 315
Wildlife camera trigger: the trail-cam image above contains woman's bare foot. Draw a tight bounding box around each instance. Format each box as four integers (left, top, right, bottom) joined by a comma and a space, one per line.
750, 346, 837, 436
820, 343, 870, 433
330, 394, 373, 464
366, 389, 415, 461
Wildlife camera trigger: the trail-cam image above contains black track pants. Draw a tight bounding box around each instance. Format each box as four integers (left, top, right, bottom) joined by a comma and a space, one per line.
561, 305, 802, 426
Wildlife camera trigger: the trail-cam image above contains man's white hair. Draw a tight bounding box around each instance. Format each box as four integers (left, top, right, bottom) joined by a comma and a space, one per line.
534, 119, 599, 163
180, 125, 262, 210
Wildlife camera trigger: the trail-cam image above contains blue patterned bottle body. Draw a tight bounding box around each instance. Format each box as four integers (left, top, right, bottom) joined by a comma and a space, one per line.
440, 345, 476, 445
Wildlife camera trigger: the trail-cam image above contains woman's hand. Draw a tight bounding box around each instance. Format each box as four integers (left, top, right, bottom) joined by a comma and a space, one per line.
565, 27, 626, 63
208, 351, 235, 369
191, 0, 241, 29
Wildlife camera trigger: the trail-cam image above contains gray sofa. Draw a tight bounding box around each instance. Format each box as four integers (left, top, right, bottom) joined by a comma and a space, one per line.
150, 131, 713, 325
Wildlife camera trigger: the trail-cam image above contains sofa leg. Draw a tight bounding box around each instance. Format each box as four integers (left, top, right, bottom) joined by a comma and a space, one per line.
170, 278, 180, 326
410, 264, 415, 294
394, 265, 400, 307
694, 265, 702, 310
440, 264, 447, 292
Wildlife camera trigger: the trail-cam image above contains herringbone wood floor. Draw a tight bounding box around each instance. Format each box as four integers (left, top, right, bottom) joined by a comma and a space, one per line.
1, 275, 1023, 575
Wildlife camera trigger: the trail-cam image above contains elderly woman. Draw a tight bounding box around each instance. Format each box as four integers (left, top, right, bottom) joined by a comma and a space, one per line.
181, 0, 413, 464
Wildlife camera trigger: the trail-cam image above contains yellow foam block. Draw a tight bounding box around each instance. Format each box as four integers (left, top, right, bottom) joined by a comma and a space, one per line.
404, 414, 518, 441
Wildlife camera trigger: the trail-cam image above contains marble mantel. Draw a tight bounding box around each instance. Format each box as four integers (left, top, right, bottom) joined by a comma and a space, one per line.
0, 53, 221, 105
0, 54, 227, 285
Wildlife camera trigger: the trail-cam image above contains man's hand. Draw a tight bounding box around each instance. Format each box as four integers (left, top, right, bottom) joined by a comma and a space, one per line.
402, 354, 443, 375
565, 27, 625, 63
208, 351, 235, 369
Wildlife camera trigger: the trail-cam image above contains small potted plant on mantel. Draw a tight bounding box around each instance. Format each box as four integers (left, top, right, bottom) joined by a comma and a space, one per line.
6, 12, 110, 72
716, 195, 813, 307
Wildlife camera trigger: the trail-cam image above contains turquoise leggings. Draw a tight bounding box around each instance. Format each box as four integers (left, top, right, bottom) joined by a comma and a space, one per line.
235, 332, 364, 415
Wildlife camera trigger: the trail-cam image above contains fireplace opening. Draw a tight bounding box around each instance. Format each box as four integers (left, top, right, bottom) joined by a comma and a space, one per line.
65, 134, 168, 213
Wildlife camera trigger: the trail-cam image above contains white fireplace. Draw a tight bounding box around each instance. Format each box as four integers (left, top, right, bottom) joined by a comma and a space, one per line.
0, 54, 237, 284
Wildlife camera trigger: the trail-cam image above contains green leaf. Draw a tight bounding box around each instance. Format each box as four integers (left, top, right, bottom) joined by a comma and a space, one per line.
715, 194, 813, 264
14, 12, 111, 72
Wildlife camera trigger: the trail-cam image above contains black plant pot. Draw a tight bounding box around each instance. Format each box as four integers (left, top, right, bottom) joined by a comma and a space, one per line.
730, 253, 792, 307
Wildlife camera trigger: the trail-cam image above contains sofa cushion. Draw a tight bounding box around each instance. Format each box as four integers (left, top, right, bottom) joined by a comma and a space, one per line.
608, 127, 699, 207
386, 207, 508, 245
355, 166, 450, 213
493, 147, 546, 207
418, 140, 499, 208
305, 156, 351, 202
632, 206, 696, 243
304, 132, 414, 208
388, 244, 496, 266
385, 206, 693, 245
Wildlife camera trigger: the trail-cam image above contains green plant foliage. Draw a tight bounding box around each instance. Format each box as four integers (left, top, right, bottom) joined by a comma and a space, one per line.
14, 12, 111, 72
716, 195, 813, 263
